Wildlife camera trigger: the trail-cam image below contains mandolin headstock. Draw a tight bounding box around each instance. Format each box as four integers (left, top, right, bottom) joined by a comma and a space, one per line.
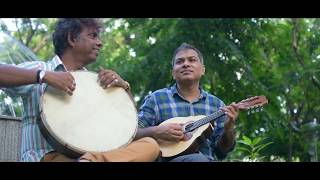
236, 96, 268, 114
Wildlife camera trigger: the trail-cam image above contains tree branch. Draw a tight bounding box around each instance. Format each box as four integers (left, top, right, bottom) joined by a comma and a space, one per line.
311, 76, 320, 90
291, 18, 305, 68
14, 18, 23, 44
25, 19, 39, 47
294, 100, 305, 122
32, 34, 50, 53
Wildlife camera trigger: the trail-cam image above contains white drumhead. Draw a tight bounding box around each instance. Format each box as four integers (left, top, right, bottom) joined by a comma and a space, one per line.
41, 71, 137, 154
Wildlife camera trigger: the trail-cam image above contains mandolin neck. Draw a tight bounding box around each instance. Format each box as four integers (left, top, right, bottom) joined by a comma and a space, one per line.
186, 110, 226, 132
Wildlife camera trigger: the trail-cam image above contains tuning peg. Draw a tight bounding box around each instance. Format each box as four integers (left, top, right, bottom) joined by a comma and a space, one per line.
255, 108, 259, 112
248, 107, 254, 114
247, 108, 251, 115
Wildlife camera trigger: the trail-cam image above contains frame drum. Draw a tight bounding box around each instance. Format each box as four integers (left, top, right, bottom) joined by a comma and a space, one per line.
39, 71, 137, 158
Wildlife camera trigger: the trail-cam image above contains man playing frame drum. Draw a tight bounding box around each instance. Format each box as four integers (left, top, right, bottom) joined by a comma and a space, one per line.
0, 18, 160, 162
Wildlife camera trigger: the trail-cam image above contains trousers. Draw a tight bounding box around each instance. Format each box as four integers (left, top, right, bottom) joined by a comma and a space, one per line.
41, 137, 160, 162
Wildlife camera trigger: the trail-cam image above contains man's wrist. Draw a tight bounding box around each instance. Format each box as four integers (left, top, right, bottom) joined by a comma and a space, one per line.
150, 126, 159, 139
224, 119, 236, 130
36, 70, 46, 84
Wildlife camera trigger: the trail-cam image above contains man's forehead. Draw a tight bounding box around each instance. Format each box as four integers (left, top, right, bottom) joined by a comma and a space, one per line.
81, 27, 100, 33
175, 49, 198, 59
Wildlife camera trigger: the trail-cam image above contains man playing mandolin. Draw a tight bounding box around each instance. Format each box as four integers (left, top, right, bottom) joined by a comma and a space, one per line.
136, 43, 240, 162
1, 18, 160, 162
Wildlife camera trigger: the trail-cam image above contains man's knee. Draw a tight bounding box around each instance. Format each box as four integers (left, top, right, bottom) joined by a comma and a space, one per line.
135, 137, 161, 159
138, 137, 158, 146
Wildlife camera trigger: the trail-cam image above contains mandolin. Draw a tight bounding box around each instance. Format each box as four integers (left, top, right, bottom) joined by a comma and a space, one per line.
159, 95, 269, 158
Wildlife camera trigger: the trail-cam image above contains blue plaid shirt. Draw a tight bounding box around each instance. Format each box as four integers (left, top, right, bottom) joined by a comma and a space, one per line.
138, 84, 233, 160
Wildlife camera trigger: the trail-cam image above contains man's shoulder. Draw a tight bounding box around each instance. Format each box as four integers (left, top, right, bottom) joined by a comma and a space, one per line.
206, 93, 219, 99
202, 91, 225, 106
153, 87, 172, 93
149, 87, 173, 97
142, 87, 172, 102
17, 60, 48, 69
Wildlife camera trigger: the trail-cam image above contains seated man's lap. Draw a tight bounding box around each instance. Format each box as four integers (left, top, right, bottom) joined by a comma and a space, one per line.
161, 153, 212, 162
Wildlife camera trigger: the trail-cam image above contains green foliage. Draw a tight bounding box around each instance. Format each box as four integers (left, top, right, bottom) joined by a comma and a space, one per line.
234, 135, 274, 162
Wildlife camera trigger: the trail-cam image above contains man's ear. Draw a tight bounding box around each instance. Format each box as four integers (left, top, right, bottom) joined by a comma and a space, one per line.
67, 32, 77, 47
201, 65, 205, 75
172, 70, 176, 80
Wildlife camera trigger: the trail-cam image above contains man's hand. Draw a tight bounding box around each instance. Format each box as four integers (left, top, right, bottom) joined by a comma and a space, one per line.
220, 102, 239, 131
98, 67, 128, 90
43, 71, 76, 96
153, 123, 185, 144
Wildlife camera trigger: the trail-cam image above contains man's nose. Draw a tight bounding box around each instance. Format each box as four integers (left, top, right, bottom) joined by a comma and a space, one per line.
96, 38, 103, 48
182, 60, 191, 67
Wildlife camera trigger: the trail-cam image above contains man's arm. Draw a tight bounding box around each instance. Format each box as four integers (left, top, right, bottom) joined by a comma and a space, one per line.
135, 124, 185, 143
217, 103, 239, 153
0, 65, 38, 87
0, 64, 76, 95
135, 126, 157, 140
134, 94, 184, 143
216, 126, 236, 154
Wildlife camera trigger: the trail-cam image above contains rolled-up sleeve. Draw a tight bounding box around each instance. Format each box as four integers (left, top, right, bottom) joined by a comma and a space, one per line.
138, 94, 157, 128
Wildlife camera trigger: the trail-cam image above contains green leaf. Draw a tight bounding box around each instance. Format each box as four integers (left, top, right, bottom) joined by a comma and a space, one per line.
237, 146, 252, 154
253, 142, 274, 153
242, 135, 253, 145
252, 137, 262, 146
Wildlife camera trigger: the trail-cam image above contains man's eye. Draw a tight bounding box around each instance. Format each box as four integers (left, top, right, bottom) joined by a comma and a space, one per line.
88, 33, 98, 39
175, 60, 183, 64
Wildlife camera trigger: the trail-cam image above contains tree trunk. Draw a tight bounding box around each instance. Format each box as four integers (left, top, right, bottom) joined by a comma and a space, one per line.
288, 125, 292, 162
